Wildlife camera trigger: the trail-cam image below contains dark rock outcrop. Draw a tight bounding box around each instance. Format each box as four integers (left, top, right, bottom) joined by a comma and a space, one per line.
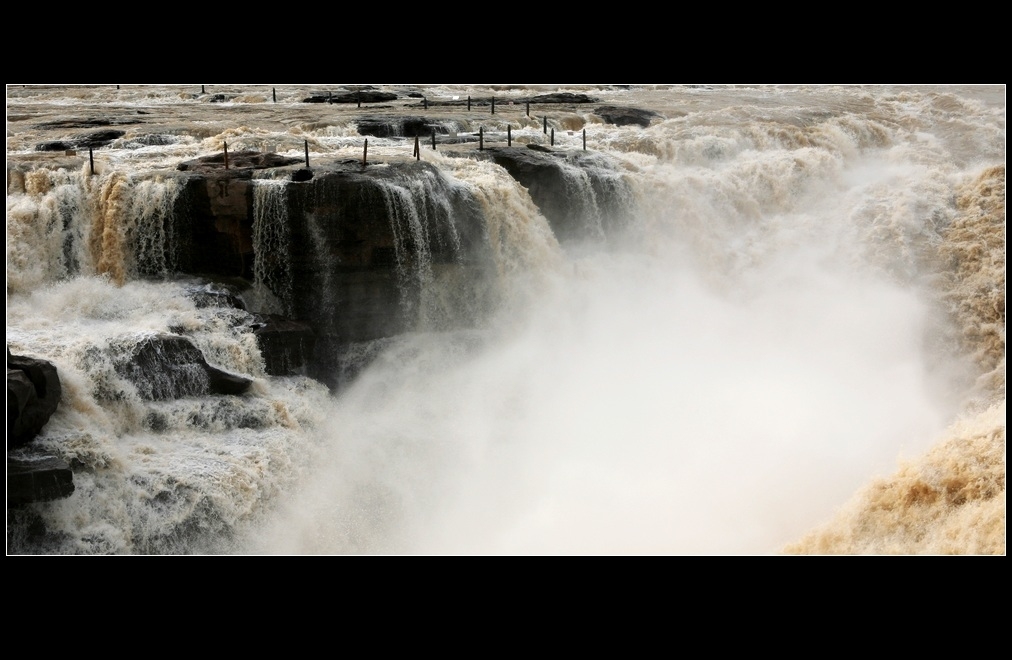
7, 351, 62, 449
593, 105, 662, 128
114, 334, 252, 400
250, 314, 315, 376
7, 351, 73, 505
279, 161, 493, 386
356, 117, 449, 138
164, 154, 293, 280
529, 92, 597, 104
170, 152, 306, 279
183, 281, 248, 310
179, 172, 256, 279
35, 129, 126, 152
176, 151, 303, 173
400, 92, 598, 109
117, 145, 636, 387
8, 370, 38, 444
304, 90, 398, 104
35, 118, 143, 129
125, 134, 179, 147
7, 451, 75, 505
470, 146, 635, 243
152, 157, 498, 386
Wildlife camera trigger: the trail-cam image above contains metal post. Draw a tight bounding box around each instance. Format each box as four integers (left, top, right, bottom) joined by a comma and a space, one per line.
479, 127, 483, 151
304, 140, 309, 167
507, 125, 511, 147
468, 95, 471, 111
491, 96, 495, 114
414, 135, 420, 160
432, 129, 436, 150
583, 128, 586, 150
224, 142, 229, 169
357, 92, 361, 108
526, 101, 530, 117
363, 139, 368, 167
202, 85, 205, 94
543, 116, 547, 134
424, 97, 428, 110
89, 148, 94, 175
550, 128, 554, 146
273, 87, 276, 103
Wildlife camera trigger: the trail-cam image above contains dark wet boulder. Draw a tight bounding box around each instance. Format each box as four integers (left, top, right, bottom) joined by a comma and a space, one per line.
34, 117, 142, 130
176, 150, 303, 172
206, 367, 252, 395
114, 334, 252, 400
35, 129, 126, 152
250, 314, 316, 376
593, 105, 662, 128
7, 351, 62, 449
8, 370, 38, 446
7, 450, 75, 505
183, 281, 248, 310
303, 90, 398, 104
127, 134, 178, 146
529, 92, 598, 104
356, 117, 447, 138
171, 152, 305, 280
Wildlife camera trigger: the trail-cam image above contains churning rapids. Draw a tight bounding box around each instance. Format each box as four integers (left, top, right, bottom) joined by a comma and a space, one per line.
6, 84, 1005, 555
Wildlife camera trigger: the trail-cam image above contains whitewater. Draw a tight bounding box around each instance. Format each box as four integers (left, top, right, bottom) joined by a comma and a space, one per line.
6, 84, 1005, 555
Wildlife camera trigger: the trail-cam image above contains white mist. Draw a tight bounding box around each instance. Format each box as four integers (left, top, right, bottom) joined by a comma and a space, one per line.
242, 230, 951, 554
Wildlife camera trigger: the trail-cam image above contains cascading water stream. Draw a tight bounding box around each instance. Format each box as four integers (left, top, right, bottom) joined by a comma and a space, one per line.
251, 179, 294, 316
376, 177, 434, 319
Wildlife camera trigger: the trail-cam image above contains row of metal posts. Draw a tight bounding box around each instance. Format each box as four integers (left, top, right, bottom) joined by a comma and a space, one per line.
129, 87, 544, 118
128, 86, 546, 117
215, 121, 585, 170
102, 88, 588, 173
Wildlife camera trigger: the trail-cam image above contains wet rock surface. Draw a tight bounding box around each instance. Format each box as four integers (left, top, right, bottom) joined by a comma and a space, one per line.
250, 314, 316, 376
114, 334, 253, 400
303, 89, 398, 104
7, 351, 62, 449
469, 146, 635, 242
176, 151, 303, 172
356, 116, 449, 138
35, 129, 126, 152
593, 105, 663, 127
7, 351, 70, 505
7, 450, 75, 506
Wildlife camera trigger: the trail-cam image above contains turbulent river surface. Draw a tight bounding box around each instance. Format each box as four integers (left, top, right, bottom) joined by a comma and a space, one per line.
6, 84, 1005, 555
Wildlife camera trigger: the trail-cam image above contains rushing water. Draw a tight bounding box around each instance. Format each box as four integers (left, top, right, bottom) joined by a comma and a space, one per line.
6, 84, 1005, 555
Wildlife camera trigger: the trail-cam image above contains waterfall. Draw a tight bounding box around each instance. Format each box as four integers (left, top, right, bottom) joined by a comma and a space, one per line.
7, 166, 90, 292
251, 179, 294, 316
6, 84, 1004, 556
373, 166, 478, 330
377, 177, 434, 316
129, 176, 184, 279
7, 165, 183, 291
6, 276, 332, 555
435, 155, 566, 315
